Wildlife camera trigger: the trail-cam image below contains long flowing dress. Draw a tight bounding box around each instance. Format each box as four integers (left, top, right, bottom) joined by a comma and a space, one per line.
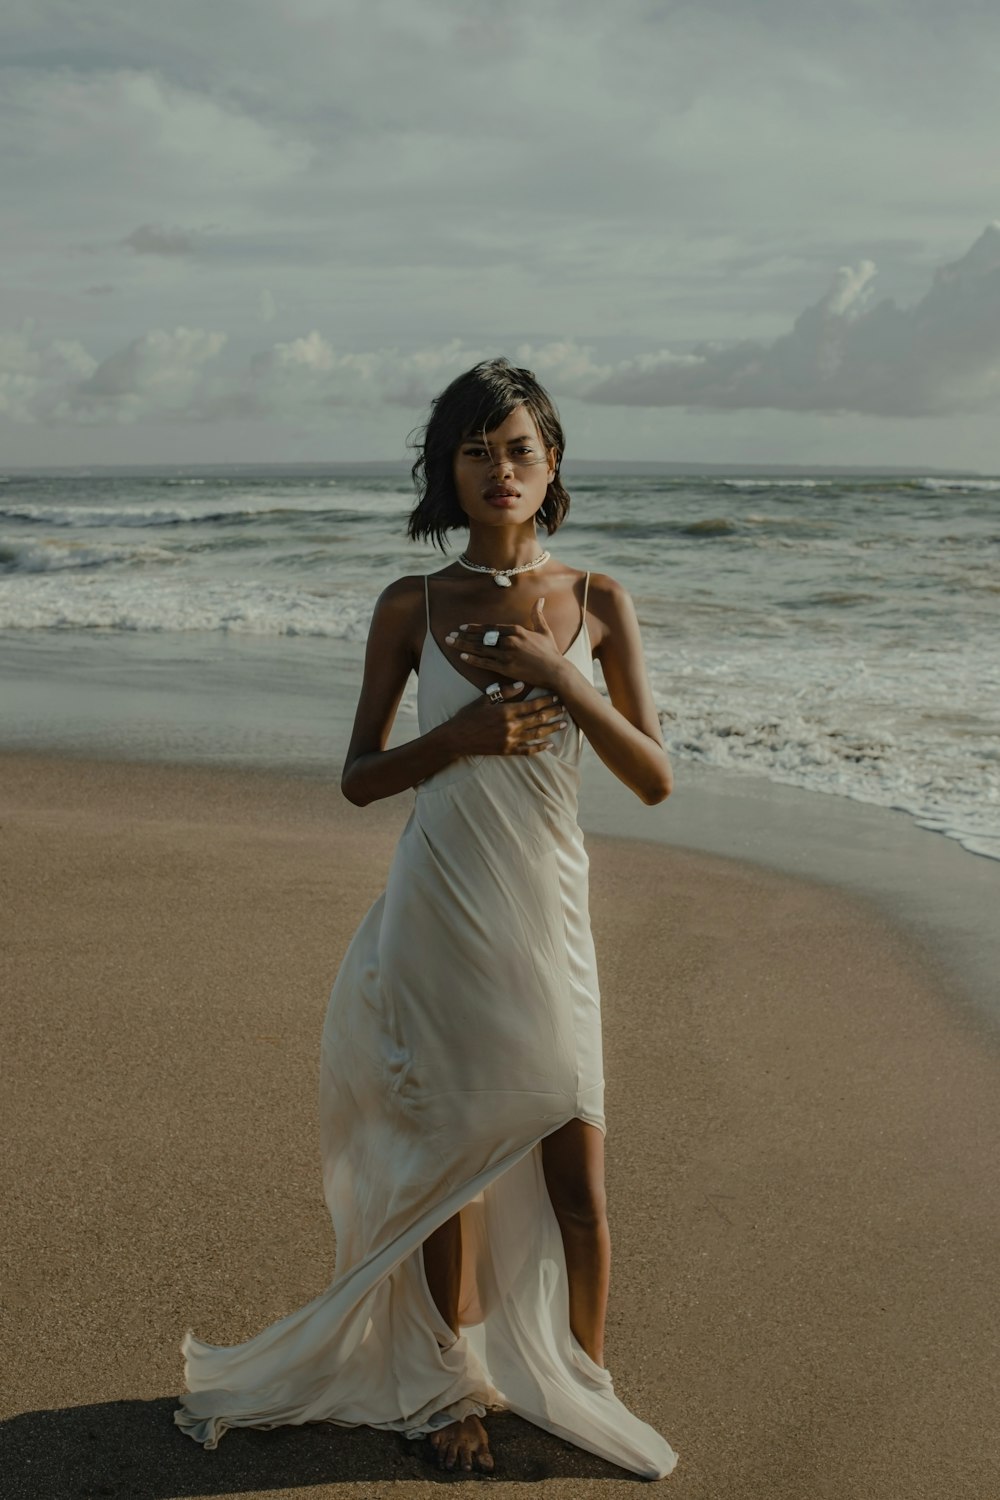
174, 570, 679, 1480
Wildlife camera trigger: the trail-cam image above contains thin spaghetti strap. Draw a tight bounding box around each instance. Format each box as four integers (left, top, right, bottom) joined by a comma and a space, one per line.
582, 570, 591, 618
423, 573, 430, 630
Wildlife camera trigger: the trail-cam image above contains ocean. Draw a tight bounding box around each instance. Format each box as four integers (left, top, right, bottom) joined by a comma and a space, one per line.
1, 467, 998, 861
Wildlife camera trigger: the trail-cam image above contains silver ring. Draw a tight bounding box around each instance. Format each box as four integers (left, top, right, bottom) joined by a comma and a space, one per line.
482, 628, 501, 647
484, 681, 504, 703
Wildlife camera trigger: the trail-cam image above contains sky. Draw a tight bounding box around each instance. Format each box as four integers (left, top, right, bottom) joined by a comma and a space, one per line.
2, 0, 1000, 469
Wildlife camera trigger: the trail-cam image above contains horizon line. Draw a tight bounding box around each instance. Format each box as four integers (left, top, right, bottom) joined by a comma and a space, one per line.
0, 459, 990, 477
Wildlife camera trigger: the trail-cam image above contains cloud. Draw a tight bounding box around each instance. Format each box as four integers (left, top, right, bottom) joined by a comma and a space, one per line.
122, 222, 193, 256
231, 226, 1000, 419
2, 326, 228, 424
0, 329, 96, 422
69, 326, 227, 422
6, 224, 1000, 429
580, 225, 1000, 416
242, 334, 476, 414
5, 0, 1000, 417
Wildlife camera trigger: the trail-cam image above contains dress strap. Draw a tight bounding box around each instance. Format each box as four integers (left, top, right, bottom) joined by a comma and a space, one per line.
582, 571, 591, 618
423, 573, 430, 630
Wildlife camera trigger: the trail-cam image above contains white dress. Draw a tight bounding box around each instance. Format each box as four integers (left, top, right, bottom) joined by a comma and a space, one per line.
174, 570, 679, 1480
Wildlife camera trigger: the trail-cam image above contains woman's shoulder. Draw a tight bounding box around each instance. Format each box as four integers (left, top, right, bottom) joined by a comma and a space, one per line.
373, 573, 428, 613
366, 577, 430, 657
575, 570, 637, 656
578, 569, 630, 609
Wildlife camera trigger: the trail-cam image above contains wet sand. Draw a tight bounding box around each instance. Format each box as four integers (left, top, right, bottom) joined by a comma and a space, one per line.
2, 750, 998, 1499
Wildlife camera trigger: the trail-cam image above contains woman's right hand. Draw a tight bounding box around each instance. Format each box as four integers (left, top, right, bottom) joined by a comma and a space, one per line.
443, 684, 568, 758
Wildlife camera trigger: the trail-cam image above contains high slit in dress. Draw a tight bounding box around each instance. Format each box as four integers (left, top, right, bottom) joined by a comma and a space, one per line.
173, 569, 679, 1480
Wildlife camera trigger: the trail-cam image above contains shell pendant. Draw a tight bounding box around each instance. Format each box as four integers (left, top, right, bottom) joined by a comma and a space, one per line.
494, 574, 512, 587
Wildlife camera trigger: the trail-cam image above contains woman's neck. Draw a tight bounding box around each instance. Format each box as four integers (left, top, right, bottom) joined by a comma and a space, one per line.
460, 525, 547, 572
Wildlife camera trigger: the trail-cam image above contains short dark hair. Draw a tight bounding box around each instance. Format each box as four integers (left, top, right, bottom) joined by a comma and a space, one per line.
407, 357, 571, 551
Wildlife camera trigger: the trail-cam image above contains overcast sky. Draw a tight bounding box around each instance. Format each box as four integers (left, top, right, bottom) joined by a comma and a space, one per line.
3, 0, 1000, 468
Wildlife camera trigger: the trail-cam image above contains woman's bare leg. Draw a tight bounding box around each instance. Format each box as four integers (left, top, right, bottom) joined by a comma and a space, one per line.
421, 1216, 493, 1472
418, 1119, 608, 1466
422, 1213, 462, 1335
541, 1118, 610, 1365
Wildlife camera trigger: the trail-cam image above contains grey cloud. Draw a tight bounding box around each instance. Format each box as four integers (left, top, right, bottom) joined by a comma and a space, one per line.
7, 225, 1000, 430
580, 226, 1000, 417
63, 327, 226, 422
4, 2, 1000, 461
3, 1, 999, 356
123, 223, 193, 256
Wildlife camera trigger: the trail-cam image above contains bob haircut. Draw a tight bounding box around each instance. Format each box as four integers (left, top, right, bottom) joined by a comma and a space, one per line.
407, 357, 571, 552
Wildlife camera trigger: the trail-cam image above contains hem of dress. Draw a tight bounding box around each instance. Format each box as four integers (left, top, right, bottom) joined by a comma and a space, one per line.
175, 1116, 577, 1442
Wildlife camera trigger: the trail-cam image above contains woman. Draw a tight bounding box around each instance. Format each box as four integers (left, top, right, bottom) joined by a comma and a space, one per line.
175, 358, 679, 1480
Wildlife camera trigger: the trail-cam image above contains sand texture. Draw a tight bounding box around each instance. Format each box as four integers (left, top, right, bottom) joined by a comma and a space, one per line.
2, 751, 998, 1500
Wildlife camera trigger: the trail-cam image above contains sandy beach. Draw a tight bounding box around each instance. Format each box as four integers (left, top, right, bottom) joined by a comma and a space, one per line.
3, 749, 999, 1500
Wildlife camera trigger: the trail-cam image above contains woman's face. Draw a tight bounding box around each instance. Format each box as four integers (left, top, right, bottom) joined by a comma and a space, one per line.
452, 405, 556, 528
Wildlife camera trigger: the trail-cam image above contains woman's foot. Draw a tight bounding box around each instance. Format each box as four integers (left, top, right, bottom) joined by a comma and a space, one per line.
427, 1412, 494, 1472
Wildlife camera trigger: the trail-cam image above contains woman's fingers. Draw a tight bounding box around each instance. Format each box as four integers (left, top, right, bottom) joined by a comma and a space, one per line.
507, 697, 568, 738
455, 648, 512, 669
514, 712, 569, 752
520, 713, 567, 735
514, 737, 560, 755
510, 694, 562, 716
445, 623, 515, 648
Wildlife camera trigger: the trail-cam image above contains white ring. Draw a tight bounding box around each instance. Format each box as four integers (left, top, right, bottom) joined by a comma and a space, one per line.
482, 628, 501, 647
484, 681, 504, 702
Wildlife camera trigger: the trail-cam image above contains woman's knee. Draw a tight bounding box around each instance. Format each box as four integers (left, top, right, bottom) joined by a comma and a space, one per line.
542, 1127, 608, 1229
549, 1176, 607, 1230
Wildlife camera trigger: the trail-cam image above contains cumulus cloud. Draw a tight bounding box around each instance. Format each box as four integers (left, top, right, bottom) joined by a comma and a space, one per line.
234, 226, 1000, 420
122, 222, 193, 256
5, 224, 1000, 429
0, 329, 97, 423
243, 335, 476, 413
0, 325, 227, 424
581, 225, 1000, 417
67, 326, 227, 422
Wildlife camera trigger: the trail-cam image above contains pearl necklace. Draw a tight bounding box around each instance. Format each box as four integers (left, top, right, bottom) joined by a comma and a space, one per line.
456, 549, 551, 588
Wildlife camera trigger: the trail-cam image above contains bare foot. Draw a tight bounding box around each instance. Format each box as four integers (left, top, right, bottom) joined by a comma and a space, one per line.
427, 1412, 494, 1473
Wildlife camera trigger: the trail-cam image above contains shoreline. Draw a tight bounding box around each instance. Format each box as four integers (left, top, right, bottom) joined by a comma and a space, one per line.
5, 724, 999, 1032
2, 610, 997, 870
3, 748, 999, 1497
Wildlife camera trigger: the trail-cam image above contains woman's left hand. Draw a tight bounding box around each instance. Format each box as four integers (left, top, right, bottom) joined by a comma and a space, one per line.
445, 597, 565, 687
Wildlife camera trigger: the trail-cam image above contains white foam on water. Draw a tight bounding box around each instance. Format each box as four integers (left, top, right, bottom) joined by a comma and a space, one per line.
0, 573, 374, 639
0, 538, 178, 573
4, 467, 998, 863
645, 638, 1000, 862
914, 476, 1000, 491
721, 477, 829, 489
0, 489, 408, 528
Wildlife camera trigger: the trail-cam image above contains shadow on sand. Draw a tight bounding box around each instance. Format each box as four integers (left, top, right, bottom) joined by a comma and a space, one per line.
4, 1398, 639, 1496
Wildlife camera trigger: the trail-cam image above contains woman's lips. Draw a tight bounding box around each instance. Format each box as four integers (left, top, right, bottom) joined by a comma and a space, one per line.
485, 493, 518, 507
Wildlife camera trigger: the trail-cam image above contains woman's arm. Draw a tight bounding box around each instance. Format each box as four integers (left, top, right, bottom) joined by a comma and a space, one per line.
340, 579, 458, 806
341, 578, 568, 806
446, 573, 672, 805
553, 575, 672, 805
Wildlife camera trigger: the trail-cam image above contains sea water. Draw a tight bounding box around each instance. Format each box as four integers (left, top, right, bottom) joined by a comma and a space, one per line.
1, 467, 997, 861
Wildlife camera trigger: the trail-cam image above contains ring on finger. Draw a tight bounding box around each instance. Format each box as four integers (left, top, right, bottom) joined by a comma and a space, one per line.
482, 628, 501, 647
484, 681, 504, 703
